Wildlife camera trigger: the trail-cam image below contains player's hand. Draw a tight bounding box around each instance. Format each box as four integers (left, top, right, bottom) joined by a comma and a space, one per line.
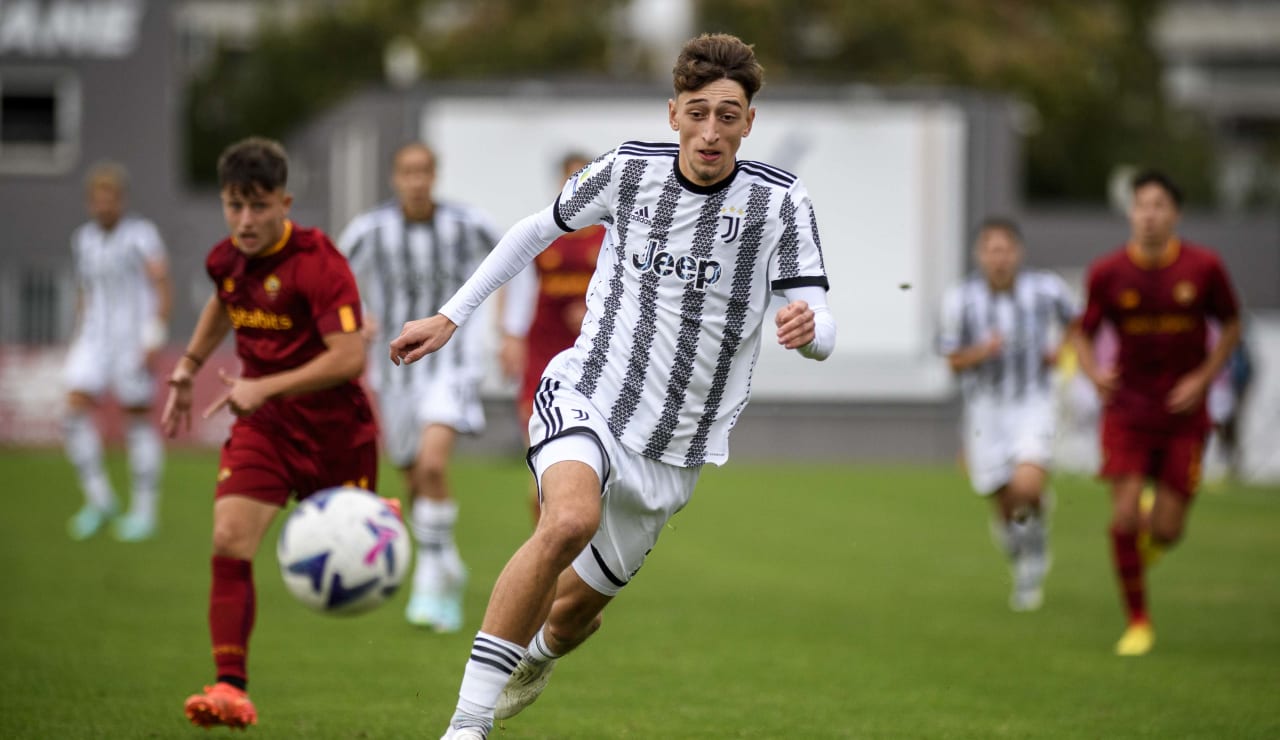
1167, 370, 1209, 414
983, 334, 1005, 358
776, 300, 815, 350
1086, 365, 1120, 402
204, 368, 270, 419
389, 314, 457, 366
161, 373, 194, 438
499, 335, 526, 381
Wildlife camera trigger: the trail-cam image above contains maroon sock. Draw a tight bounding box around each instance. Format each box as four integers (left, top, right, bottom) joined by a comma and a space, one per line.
209, 556, 255, 685
1109, 527, 1148, 624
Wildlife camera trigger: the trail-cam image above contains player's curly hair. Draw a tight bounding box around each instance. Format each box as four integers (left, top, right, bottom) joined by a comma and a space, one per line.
218, 136, 289, 196
673, 33, 764, 102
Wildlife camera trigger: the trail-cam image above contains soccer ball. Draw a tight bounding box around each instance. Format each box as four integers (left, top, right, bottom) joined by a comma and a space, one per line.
276, 487, 409, 615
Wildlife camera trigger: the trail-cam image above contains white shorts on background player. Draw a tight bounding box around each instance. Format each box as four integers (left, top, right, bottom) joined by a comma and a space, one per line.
63, 338, 154, 407
963, 394, 1055, 495
527, 380, 698, 598
377, 378, 485, 468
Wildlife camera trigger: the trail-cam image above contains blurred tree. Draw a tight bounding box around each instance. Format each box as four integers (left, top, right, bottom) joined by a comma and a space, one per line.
697, 0, 1217, 205
185, 0, 1217, 204
184, 0, 623, 184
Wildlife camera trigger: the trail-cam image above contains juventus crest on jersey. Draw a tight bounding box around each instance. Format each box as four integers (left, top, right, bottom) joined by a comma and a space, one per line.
339, 202, 499, 391
544, 141, 829, 467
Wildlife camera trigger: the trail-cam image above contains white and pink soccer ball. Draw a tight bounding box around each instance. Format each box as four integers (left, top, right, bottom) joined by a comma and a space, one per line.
276, 487, 409, 615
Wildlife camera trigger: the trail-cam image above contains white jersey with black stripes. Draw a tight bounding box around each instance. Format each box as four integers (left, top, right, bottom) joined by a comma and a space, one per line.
543, 141, 830, 467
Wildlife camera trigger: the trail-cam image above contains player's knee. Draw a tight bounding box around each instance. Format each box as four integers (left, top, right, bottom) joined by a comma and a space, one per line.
534, 509, 598, 560
1110, 512, 1141, 535
211, 520, 255, 558
1151, 521, 1184, 547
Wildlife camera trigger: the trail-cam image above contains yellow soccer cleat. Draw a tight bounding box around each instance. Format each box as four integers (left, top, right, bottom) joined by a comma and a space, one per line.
1115, 622, 1155, 657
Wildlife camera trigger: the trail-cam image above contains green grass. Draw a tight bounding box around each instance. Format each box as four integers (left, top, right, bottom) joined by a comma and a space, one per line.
1, 449, 1278, 739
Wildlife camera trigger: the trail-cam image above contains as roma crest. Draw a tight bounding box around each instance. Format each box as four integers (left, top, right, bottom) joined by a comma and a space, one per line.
264, 274, 282, 300
1173, 280, 1196, 305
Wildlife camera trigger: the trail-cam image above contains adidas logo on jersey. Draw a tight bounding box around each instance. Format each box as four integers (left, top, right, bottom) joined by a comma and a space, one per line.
631, 206, 652, 226
632, 240, 722, 290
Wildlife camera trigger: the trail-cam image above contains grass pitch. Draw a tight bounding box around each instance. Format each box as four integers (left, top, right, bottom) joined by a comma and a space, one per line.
0, 448, 1277, 739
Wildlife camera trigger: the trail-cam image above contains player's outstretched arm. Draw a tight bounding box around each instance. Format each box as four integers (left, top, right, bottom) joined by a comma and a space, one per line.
163, 293, 232, 437
388, 314, 458, 366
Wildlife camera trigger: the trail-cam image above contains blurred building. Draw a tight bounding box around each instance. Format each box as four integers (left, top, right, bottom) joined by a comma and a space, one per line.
1, 0, 1278, 478
1156, 0, 1280, 210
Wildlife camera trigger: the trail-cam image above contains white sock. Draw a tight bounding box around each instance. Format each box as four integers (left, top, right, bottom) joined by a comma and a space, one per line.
451, 632, 522, 730
64, 413, 115, 510
526, 626, 560, 664
125, 417, 162, 522
411, 498, 463, 594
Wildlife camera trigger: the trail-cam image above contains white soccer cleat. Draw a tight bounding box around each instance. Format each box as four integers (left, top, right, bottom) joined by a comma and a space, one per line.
1009, 552, 1050, 612
494, 656, 557, 720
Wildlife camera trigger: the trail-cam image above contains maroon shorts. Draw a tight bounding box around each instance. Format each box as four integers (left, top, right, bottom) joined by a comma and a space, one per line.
1100, 413, 1206, 498
215, 423, 378, 506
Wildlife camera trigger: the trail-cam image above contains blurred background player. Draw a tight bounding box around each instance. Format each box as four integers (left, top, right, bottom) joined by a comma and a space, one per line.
1205, 327, 1254, 483
163, 137, 379, 728
937, 218, 1078, 611
498, 151, 606, 524
391, 33, 835, 740
1072, 169, 1241, 657
338, 142, 500, 632
62, 161, 172, 542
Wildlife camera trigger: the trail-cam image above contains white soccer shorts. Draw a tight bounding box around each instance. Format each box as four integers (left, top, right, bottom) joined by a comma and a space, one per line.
962, 394, 1056, 495
62, 337, 154, 407
527, 378, 699, 597
376, 377, 485, 468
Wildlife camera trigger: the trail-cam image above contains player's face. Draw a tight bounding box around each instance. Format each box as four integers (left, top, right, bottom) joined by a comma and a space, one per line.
976, 228, 1021, 289
221, 185, 293, 257
87, 183, 124, 229
1129, 183, 1180, 247
668, 78, 755, 187
392, 146, 436, 220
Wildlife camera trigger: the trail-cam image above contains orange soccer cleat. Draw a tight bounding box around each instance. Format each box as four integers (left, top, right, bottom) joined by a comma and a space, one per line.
184, 682, 258, 729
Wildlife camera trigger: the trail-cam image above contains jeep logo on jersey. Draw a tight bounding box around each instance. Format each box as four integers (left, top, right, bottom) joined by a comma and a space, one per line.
632, 240, 722, 290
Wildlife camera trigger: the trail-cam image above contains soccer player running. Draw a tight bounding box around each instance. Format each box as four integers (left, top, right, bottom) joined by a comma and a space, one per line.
162, 137, 379, 727
937, 218, 1078, 611
63, 162, 172, 542
497, 151, 606, 524
1072, 170, 1241, 657
338, 142, 500, 633
390, 33, 836, 740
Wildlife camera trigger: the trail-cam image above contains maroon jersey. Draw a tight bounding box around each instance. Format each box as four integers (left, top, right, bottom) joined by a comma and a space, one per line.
519, 225, 605, 406
206, 221, 377, 450
1079, 239, 1239, 432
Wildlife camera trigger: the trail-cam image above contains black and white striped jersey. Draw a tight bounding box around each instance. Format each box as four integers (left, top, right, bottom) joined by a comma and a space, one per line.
546, 141, 829, 467
937, 269, 1079, 402
70, 214, 166, 348
338, 201, 499, 391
